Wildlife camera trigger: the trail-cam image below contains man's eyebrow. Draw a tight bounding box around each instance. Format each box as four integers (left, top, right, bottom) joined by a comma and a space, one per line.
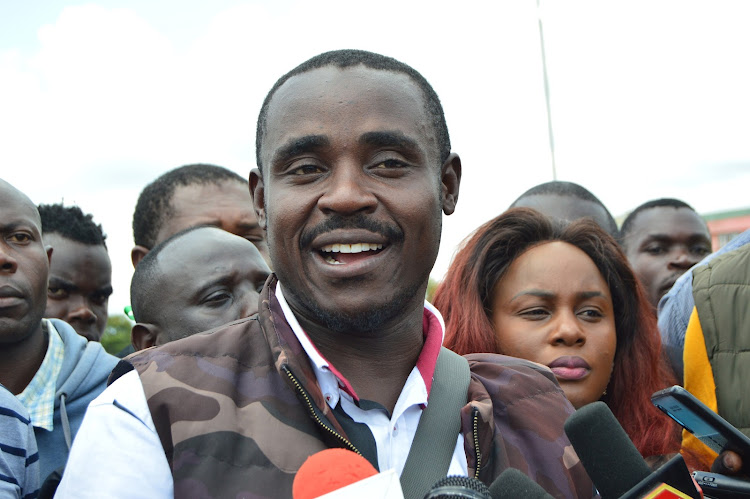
0, 221, 40, 234
192, 275, 233, 299
48, 277, 76, 291
96, 285, 114, 297
272, 135, 330, 164
640, 234, 673, 244
359, 131, 420, 152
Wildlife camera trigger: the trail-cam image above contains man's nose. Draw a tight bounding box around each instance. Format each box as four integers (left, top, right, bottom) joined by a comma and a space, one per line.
239, 289, 260, 318
0, 246, 18, 273
317, 162, 378, 216
669, 248, 697, 270
67, 297, 96, 323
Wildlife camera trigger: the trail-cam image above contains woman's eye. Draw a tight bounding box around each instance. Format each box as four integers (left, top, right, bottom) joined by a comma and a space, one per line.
579, 309, 603, 320
520, 308, 549, 319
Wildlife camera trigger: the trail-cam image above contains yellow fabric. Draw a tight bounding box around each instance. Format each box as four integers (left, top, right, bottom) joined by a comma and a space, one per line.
681, 306, 719, 469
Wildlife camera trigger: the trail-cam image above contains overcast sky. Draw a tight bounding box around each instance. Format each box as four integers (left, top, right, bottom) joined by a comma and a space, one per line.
2, 0, 749, 315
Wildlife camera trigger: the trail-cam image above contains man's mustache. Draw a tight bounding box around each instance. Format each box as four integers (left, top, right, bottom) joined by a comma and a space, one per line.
300, 214, 404, 249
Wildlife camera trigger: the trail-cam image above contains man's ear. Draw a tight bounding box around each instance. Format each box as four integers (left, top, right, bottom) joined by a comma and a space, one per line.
131, 323, 160, 351
249, 168, 267, 230
131, 246, 149, 268
45, 246, 53, 264
440, 153, 462, 215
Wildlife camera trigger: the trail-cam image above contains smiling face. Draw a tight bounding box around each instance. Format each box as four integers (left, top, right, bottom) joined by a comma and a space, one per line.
623, 206, 711, 308
43, 233, 112, 341
0, 182, 50, 346
253, 65, 459, 335
149, 227, 270, 344
490, 241, 617, 409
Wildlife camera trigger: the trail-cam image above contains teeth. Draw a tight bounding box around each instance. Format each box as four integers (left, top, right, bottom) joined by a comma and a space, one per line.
321, 243, 384, 253
325, 256, 343, 265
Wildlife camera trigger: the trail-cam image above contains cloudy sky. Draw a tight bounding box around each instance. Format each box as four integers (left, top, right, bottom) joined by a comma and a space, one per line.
2, 0, 749, 315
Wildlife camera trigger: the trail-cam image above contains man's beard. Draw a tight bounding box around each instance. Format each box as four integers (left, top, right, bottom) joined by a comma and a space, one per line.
285, 276, 427, 336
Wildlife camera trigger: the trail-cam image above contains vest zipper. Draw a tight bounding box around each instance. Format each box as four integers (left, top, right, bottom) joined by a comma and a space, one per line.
282, 365, 362, 456
472, 406, 481, 479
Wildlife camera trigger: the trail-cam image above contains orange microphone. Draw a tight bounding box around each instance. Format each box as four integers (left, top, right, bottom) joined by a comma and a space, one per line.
293, 448, 382, 499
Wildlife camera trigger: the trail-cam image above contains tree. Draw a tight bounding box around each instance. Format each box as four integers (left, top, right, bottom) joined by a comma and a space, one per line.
100, 314, 133, 355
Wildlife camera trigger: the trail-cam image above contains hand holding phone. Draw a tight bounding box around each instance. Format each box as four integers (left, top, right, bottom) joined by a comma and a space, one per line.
652, 386, 750, 471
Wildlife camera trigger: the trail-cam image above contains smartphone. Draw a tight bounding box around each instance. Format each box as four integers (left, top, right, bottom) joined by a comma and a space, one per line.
651, 385, 750, 460
692, 471, 750, 499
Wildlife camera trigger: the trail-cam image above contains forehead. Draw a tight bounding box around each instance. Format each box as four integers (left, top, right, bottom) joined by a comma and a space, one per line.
0, 184, 41, 230
261, 65, 438, 165
45, 234, 111, 277
170, 181, 251, 216
628, 206, 708, 241
156, 228, 266, 279
503, 241, 609, 291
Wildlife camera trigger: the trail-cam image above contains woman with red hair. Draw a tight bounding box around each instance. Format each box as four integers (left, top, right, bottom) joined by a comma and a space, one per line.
433, 208, 679, 461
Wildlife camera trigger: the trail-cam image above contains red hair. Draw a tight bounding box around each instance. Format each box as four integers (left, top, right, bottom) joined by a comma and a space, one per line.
433, 208, 680, 458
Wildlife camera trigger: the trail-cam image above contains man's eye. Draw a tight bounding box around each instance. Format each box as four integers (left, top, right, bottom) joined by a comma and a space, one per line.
291, 164, 324, 175
691, 245, 711, 257
644, 245, 665, 255
373, 159, 407, 169
9, 233, 32, 244
91, 293, 110, 306
48, 288, 68, 299
202, 291, 232, 307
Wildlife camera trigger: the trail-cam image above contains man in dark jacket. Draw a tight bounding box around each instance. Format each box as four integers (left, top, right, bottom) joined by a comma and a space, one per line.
58, 50, 593, 498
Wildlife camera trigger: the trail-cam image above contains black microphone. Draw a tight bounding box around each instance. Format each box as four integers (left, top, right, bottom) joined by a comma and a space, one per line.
564, 401, 699, 499
487, 468, 553, 499
423, 475, 490, 499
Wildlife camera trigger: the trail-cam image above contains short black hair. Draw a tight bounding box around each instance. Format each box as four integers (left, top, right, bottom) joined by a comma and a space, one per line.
510, 180, 619, 236
255, 49, 451, 171
130, 224, 211, 323
38, 203, 107, 248
132, 163, 246, 249
619, 198, 698, 243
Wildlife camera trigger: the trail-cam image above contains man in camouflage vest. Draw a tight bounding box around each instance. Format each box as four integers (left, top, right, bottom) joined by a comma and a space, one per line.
58, 50, 594, 498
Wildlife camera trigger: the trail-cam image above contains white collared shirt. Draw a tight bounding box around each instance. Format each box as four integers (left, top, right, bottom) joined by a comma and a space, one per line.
276, 283, 467, 476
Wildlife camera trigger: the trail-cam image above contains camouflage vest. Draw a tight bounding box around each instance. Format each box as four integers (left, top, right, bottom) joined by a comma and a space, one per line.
124, 276, 593, 498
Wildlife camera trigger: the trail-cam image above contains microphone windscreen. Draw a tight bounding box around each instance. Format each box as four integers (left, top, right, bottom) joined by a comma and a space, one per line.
563, 401, 651, 499
487, 468, 553, 499
423, 475, 490, 499
293, 448, 378, 499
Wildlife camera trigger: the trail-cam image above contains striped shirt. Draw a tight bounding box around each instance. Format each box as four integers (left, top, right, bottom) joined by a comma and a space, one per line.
1, 385, 40, 498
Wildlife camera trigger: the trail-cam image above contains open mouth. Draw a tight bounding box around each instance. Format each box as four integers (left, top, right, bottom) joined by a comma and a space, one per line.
319, 242, 385, 265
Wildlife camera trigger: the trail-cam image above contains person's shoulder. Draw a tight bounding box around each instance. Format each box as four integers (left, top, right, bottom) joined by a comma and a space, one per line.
465, 352, 558, 385
465, 352, 571, 408
130, 315, 262, 361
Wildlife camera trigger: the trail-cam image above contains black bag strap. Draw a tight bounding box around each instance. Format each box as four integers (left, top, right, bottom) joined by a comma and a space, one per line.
399, 346, 471, 499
